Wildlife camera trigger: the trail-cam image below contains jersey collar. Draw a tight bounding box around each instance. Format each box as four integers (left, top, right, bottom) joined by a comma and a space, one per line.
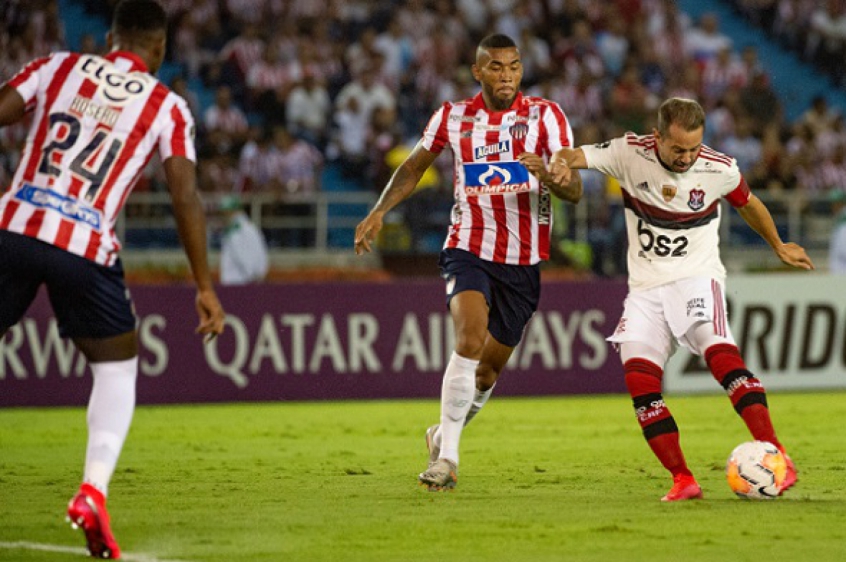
104, 50, 149, 73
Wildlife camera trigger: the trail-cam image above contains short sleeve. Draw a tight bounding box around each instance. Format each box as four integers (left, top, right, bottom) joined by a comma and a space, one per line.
580, 136, 627, 179
420, 103, 450, 154
5, 56, 53, 109
158, 94, 197, 163
540, 101, 573, 154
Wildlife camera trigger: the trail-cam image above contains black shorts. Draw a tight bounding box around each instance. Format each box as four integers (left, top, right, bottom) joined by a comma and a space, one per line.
0, 230, 136, 338
438, 248, 540, 347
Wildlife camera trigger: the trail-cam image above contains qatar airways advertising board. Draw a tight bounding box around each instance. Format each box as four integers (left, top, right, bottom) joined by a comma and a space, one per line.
2, 275, 844, 408
0, 279, 628, 407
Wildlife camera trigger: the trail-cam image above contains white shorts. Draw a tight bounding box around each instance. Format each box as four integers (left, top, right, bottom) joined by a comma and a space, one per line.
607, 276, 736, 359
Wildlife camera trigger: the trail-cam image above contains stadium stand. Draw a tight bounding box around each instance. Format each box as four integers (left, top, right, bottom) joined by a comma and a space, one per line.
1, 0, 844, 275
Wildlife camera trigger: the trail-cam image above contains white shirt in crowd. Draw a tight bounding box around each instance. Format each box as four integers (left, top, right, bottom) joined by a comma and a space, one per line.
220, 211, 269, 285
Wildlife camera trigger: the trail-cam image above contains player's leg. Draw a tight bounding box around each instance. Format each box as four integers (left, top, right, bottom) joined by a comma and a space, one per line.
427, 255, 537, 465
687, 325, 797, 493
47, 254, 138, 559
610, 288, 701, 501
620, 341, 702, 502
419, 289, 487, 490
676, 278, 796, 493
427, 332, 513, 462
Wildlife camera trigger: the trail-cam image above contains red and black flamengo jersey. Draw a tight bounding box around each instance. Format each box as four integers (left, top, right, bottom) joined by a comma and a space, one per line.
421, 92, 574, 266
1, 51, 196, 266
581, 132, 751, 291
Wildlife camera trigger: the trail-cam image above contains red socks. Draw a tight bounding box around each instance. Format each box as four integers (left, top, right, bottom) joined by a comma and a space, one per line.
705, 344, 782, 450
624, 358, 692, 478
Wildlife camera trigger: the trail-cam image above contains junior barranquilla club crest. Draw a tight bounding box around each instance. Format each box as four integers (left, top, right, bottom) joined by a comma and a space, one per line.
688, 187, 705, 211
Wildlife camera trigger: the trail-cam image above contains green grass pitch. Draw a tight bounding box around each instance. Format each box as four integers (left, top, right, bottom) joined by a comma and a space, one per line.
1, 391, 845, 561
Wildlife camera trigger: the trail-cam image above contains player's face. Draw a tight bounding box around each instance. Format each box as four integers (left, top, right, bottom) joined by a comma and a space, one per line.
654, 123, 703, 173
473, 47, 522, 111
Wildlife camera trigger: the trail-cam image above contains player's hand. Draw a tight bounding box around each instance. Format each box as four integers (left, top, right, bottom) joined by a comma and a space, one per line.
517, 152, 571, 186
354, 213, 383, 255
776, 242, 815, 271
195, 289, 225, 342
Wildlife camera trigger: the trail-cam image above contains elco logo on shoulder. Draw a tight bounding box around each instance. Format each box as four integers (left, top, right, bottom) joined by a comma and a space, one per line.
76, 55, 152, 106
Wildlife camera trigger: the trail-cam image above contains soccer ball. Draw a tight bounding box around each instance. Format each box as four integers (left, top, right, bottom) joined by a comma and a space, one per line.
726, 440, 787, 499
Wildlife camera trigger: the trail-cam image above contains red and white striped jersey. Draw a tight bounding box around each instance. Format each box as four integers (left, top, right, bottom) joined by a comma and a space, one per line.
581, 132, 751, 291
0, 50, 196, 266
422, 92, 573, 265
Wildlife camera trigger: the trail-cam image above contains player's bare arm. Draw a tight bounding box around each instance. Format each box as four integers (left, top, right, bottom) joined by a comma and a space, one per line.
354, 141, 438, 255
736, 194, 815, 270
0, 84, 26, 126
164, 156, 226, 338
518, 152, 582, 203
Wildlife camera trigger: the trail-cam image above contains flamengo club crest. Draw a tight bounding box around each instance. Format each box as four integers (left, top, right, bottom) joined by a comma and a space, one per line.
661, 184, 677, 202
688, 188, 705, 211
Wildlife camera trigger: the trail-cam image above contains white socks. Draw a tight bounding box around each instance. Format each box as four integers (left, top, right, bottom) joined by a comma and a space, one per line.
464, 384, 495, 426
438, 352, 479, 465
84, 357, 137, 497
434, 382, 495, 458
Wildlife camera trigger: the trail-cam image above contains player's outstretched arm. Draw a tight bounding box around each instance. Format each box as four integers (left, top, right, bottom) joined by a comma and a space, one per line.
0, 85, 26, 127
736, 194, 815, 271
164, 156, 226, 339
354, 141, 438, 255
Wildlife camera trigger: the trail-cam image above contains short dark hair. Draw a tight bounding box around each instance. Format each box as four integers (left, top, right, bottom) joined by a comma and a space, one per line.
112, 0, 167, 36
657, 98, 706, 136
478, 34, 518, 51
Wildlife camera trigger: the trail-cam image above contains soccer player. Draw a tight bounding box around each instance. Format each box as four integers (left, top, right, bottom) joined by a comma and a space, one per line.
0, 0, 225, 557
547, 97, 814, 501
354, 34, 582, 491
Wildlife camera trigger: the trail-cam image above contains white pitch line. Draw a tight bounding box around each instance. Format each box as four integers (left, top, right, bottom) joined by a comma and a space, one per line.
0, 541, 193, 562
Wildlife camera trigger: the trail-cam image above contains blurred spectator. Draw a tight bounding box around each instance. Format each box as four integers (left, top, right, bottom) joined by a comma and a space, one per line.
684, 12, 732, 64
806, 0, 846, 86
722, 118, 762, 177
518, 26, 553, 87
198, 148, 239, 195
700, 46, 746, 107
218, 21, 264, 89
170, 75, 201, 122
264, 126, 324, 247
553, 18, 604, 82
595, 12, 629, 78
738, 71, 783, 136
286, 71, 332, 151
203, 85, 249, 155
801, 94, 838, 137
218, 195, 269, 285
374, 15, 415, 92
247, 44, 297, 122
607, 63, 657, 133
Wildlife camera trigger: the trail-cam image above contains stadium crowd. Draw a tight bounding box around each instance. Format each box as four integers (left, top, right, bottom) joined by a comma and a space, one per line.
2, 0, 845, 273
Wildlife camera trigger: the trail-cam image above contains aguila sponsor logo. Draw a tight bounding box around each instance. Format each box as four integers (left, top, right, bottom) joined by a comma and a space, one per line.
474, 140, 511, 160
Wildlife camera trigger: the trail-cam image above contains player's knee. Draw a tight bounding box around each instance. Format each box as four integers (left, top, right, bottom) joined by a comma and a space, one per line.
623, 358, 663, 396
453, 333, 485, 359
